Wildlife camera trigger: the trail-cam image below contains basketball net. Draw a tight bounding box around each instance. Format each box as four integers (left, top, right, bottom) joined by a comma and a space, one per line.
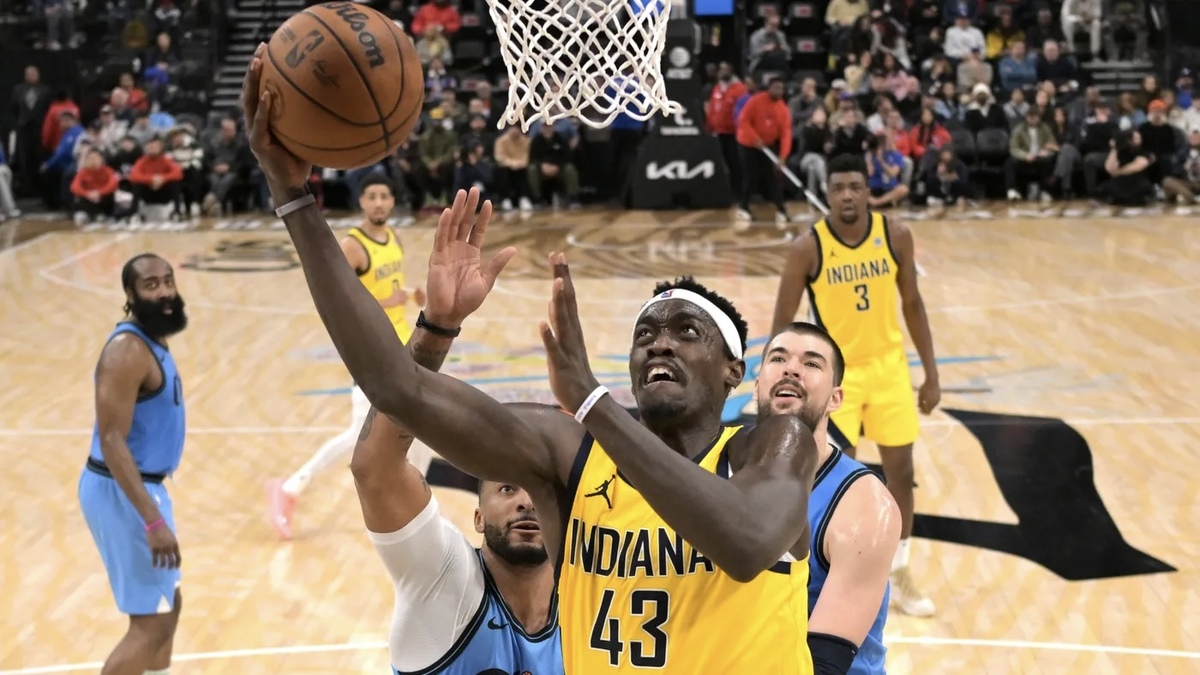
486, 0, 682, 130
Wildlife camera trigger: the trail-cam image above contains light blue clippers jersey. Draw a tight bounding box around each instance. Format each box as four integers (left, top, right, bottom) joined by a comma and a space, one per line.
393, 549, 564, 675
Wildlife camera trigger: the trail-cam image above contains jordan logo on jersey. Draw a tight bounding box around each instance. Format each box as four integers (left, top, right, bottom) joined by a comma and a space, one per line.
584, 474, 616, 509
824, 257, 891, 286
566, 518, 716, 579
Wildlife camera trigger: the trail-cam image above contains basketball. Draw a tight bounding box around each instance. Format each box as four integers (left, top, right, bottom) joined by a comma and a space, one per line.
258, 2, 424, 170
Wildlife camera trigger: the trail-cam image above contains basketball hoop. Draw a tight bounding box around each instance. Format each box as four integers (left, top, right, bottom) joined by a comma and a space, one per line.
486, 0, 682, 130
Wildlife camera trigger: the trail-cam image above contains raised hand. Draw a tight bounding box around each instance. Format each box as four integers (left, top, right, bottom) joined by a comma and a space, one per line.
241, 43, 312, 196
539, 252, 600, 413
424, 188, 517, 328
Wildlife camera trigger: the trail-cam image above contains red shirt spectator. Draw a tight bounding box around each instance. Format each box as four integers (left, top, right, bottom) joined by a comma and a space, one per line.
908, 109, 952, 161
42, 96, 80, 152
411, 0, 462, 37
130, 151, 184, 186
707, 70, 748, 136
71, 160, 120, 199
736, 87, 792, 159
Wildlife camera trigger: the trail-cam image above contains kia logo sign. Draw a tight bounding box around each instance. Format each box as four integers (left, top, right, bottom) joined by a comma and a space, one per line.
645, 160, 716, 180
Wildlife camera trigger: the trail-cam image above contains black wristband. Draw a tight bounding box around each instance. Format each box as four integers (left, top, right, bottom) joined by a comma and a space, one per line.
417, 311, 462, 338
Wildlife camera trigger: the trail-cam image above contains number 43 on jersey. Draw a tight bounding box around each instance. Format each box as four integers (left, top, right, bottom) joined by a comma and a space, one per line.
590, 589, 670, 668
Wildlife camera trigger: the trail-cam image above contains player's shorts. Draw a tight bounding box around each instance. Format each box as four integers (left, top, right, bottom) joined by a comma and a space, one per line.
78, 466, 180, 616
829, 348, 920, 449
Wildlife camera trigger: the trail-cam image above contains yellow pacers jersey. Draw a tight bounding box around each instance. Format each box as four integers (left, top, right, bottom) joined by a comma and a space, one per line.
807, 212, 904, 363
558, 426, 812, 674
345, 227, 412, 343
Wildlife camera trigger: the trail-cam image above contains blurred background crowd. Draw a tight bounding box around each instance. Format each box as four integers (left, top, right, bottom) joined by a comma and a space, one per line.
0, 0, 1195, 226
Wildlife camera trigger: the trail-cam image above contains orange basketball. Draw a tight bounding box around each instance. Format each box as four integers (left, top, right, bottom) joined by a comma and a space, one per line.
258, 2, 424, 170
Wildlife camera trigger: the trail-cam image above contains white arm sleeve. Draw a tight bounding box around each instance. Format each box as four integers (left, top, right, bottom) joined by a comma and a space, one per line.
367, 495, 486, 672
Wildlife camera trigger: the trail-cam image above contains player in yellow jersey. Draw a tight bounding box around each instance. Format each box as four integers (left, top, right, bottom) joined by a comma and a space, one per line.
266, 174, 428, 540
770, 153, 941, 617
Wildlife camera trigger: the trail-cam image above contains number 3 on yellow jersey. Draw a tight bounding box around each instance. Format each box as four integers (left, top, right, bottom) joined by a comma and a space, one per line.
590, 589, 670, 668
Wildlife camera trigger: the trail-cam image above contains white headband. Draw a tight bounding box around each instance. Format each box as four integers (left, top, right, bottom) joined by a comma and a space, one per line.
633, 288, 744, 360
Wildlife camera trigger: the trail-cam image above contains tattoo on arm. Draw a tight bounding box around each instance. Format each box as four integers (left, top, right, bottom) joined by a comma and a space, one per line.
410, 340, 451, 372
358, 407, 378, 442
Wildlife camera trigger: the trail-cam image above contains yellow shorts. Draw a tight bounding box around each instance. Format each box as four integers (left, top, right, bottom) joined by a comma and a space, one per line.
829, 348, 920, 449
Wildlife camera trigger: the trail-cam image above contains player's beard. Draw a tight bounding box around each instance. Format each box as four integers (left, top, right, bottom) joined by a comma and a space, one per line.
757, 394, 824, 433
128, 294, 188, 339
367, 213, 389, 226
484, 522, 549, 567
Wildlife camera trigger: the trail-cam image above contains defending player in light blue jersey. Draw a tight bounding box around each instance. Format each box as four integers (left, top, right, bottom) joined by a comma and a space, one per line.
78, 253, 188, 675
347, 191, 562, 675
753, 322, 901, 675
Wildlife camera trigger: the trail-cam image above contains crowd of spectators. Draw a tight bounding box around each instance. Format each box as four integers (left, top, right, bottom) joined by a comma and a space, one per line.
714, 0, 1200, 218
1, 0, 1192, 226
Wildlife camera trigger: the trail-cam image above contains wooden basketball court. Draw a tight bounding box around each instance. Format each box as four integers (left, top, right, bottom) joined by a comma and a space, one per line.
1, 206, 1197, 674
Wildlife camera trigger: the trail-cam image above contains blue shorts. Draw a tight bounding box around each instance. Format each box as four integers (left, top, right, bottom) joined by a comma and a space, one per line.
78, 468, 180, 615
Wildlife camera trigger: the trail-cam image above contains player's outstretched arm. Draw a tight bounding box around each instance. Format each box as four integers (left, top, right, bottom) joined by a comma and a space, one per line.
808, 476, 900, 669
94, 334, 180, 569
770, 229, 819, 335
240, 46, 578, 487
889, 219, 940, 413
541, 254, 820, 582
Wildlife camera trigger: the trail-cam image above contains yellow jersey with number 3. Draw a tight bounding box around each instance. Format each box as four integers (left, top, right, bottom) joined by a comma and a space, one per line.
345, 227, 412, 344
806, 212, 903, 364
556, 426, 812, 674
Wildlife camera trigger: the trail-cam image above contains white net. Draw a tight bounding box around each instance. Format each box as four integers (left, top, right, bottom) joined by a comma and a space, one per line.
486, 0, 682, 130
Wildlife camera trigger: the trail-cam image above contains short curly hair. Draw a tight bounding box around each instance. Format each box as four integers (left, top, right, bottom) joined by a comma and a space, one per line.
649, 276, 749, 359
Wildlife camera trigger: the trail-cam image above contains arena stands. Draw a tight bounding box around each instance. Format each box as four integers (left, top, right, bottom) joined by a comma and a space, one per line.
2, 0, 1196, 226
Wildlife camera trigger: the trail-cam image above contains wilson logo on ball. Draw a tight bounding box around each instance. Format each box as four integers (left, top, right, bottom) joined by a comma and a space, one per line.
327, 2, 385, 68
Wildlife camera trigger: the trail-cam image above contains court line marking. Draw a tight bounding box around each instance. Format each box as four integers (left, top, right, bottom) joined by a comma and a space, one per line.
2, 635, 1197, 674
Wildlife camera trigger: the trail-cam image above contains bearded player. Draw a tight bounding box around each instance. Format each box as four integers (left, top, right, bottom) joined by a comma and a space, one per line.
79, 254, 188, 675
754, 322, 900, 674
267, 173, 427, 540
771, 152, 940, 617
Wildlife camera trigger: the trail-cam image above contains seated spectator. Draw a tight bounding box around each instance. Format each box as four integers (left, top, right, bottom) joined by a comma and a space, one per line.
1180, 95, 1200, 134
964, 83, 1007, 133
985, 6, 1024, 60
788, 77, 822, 125
1036, 41, 1080, 96
933, 81, 963, 121
909, 106, 952, 173
1004, 88, 1030, 127
128, 113, 158, 146
1048, 107, 1082, 198
95, 106, 128, 156
1061, 0, 1102, 59
493, 125, 533, 211
909, 0, 942, 38
425, 58, 457, 100
1175, 68, 1194, 110
0, 146, 19, 221
528, 122, 580, 208
129, 137, 184, 220
1025, 7, 1066, 51
1102, 129, 1155, 205
832, 108, 870, 157
70, 148, 120, 224
167, 127, 205, 218
925, 146, 972, 206
470, 82, 499, 125
1175, 129, 1200, 203
1080, 99, 1118, 196
411, 0, 462, 37
749, 14, 791, 74
943, 13, 985, 61
793, 107, 833, 196
109, 135, 144, 186
825, 0, 869, 56
1067, 86, 1103, 130
1158, 90, 1186, 130
461, 114, 496, 160
865, 133, 909, 207
418, 109, 459, 205
956, 48, 993, 93
115, 73, 151, 115
415, 23, 453, 66
1106, 0, 1147, 61
1139, 100, 1182, 184
203, 117, 247, 215
143, 32, 180, 77
1115, 93, 1147, 131
998, 40, 1037, 93
865, 95, 895, 135
452, 141, 493, 200
1006, 106, 1058, 202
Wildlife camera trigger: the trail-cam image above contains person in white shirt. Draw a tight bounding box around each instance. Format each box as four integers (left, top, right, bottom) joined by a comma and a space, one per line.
943, 13, 985, 61
348, 190, 563, 674
1061, 0, 1102, 58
